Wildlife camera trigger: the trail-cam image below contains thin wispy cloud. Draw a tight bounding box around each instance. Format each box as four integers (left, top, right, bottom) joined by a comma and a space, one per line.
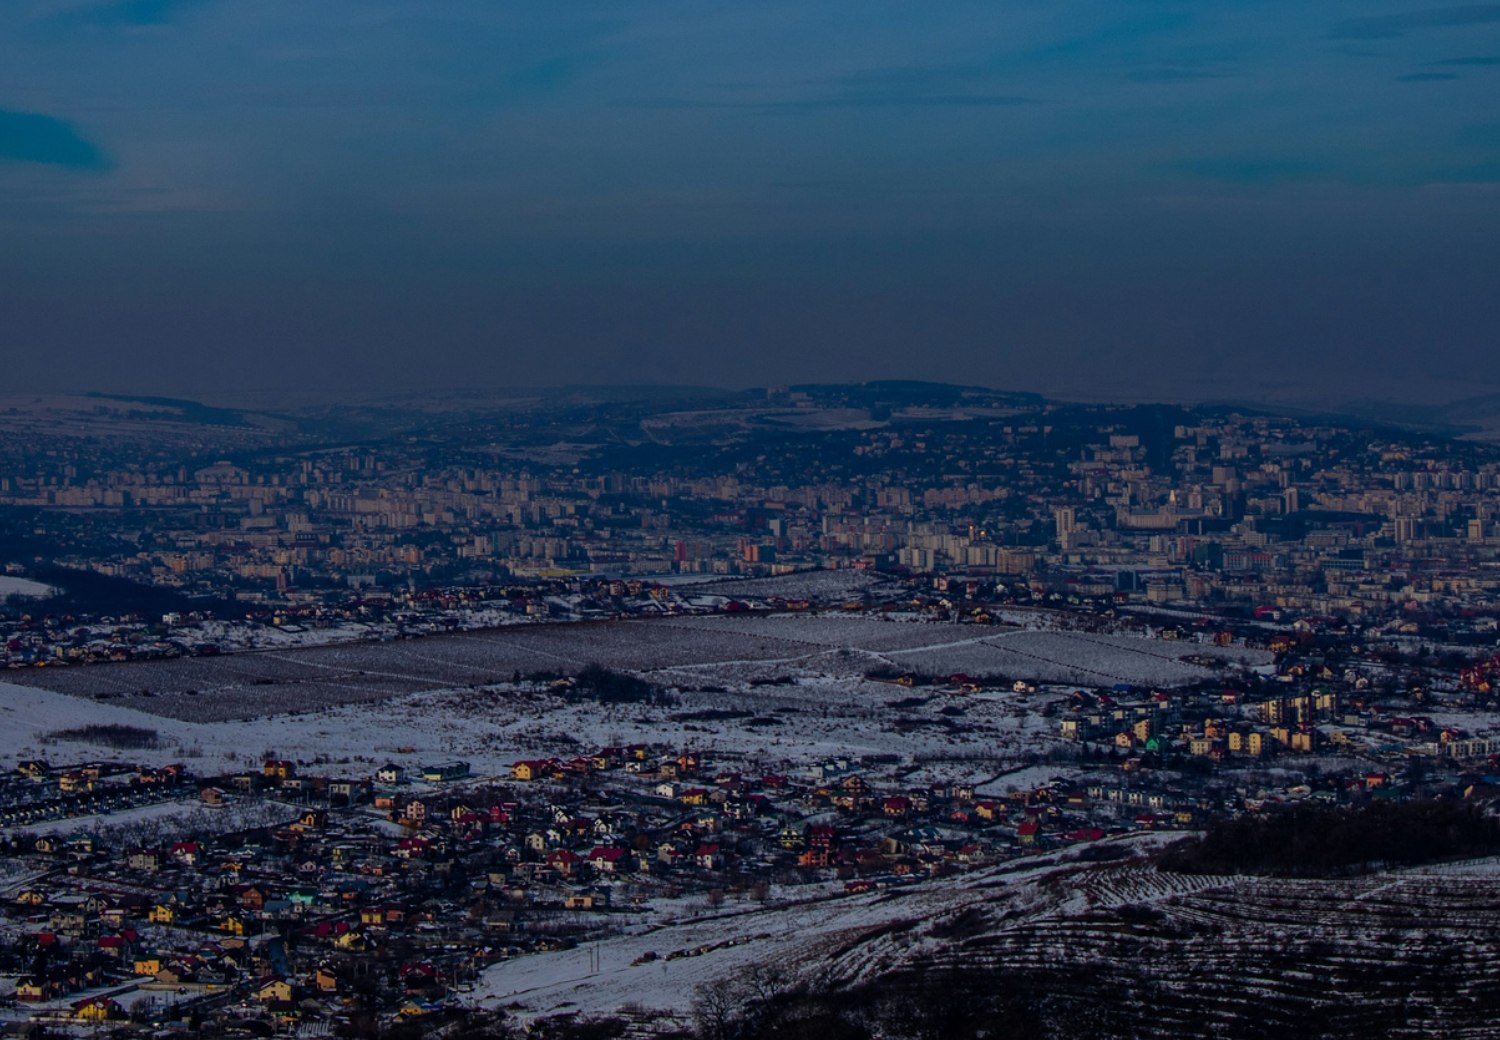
1125, 68, 1229, 84
43, 0, 208, 27
629, 54, 1040, 113
1328, 5, 1500, 40
1027, 13, 1195, 60
1398, 71, 1461, 81
1431, 55, 1500, 65
789, 93, 1037, 109
696, 57, 1042, 112
831, 60, 996, 93
1425, 161, 1500, 182
1159, 158, 1321, 184
630, 93, 1038, 112
1456, 122, 1500, 144
0, 108, 110, 169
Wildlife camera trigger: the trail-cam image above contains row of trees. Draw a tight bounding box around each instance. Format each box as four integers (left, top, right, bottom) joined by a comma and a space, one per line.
567, 663, 674, 706
39, 723, 161, 749
1158, 797, 1500, 876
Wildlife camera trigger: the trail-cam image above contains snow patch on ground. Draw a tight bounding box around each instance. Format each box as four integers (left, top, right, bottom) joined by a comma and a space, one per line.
0, 575, 55, 599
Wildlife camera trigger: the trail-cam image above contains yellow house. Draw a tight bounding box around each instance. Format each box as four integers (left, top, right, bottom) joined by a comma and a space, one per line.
74, 997, 123, 1021
257, 978, 294, 1003
512, 761, 541, 781
220, 915, 247, 936
294, 809, 328, 832
134, 957, 163, 976
59, 772, 93, 793
149, 904, 176, 924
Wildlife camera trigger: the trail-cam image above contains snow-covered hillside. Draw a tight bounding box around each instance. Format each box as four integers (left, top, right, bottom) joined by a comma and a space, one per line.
474, 842, 1500, 1038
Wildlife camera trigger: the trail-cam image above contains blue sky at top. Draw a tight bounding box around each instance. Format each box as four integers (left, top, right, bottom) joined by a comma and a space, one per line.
1, 1, 1497, 399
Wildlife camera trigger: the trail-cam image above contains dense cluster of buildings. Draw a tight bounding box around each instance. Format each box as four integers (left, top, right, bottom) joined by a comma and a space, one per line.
2, 392, 1497, 1034
6, 620, 1499, 1032
6, 395, 1500, 629
0, 743, 1154, 1033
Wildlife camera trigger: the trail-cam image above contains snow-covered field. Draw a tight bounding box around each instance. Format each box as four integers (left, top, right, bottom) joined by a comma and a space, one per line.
0, 665, 1055, 844
646, 615, 1269, 688
0, 665, 1060, 791
0, 610, 1269, 840
0, 575, 55, 599
687, 570, 891, 601
179, 608, 536, 652
21, 796, 292, 842
2, 614, 1270, 723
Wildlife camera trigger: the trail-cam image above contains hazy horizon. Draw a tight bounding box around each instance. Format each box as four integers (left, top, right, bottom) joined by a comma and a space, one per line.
11, 376, 1500, 429
3, 2, 1498, 401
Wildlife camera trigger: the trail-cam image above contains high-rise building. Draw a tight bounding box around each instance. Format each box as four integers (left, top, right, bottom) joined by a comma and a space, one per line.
1054, 507, 1078, 550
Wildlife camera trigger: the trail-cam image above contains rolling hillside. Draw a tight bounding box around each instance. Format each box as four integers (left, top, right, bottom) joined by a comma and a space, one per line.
477, 842, 1500, 1039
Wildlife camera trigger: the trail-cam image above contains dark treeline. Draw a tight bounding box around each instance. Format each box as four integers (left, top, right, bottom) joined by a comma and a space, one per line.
1157, 797, 1500, 877
568, 663, 673, 706
6, 565, 239, 619
42, 723, 161, 749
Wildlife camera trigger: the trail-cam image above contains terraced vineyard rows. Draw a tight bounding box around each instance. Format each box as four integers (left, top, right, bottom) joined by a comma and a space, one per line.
821, 862, 1500, 1039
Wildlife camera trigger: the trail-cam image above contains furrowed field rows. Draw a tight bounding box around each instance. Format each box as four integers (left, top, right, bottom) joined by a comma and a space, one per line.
869, 863, 1500, 1040
3, 614, 1268, 720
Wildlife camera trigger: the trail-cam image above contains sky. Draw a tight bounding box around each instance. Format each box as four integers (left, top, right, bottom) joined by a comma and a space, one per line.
1, 1, 1498, 405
